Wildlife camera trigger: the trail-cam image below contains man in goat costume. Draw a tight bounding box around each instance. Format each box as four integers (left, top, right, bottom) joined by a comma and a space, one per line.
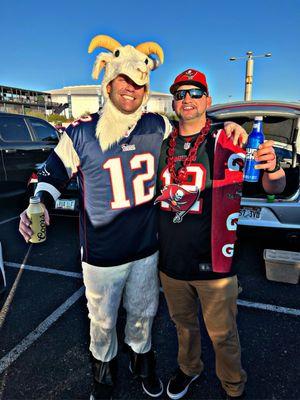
19, 35, 247, 399
20, 35, 169, 400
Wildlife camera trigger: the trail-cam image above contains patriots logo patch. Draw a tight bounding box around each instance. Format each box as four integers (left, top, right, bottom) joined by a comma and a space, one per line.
154, 184, 200, 223
121, 143, 136, 151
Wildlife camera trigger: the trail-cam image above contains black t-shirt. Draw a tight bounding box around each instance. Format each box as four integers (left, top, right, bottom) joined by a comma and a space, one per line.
157, 127, 262, 281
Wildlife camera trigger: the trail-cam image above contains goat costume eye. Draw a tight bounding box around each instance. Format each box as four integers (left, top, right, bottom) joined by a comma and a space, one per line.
114, 50, 120, 57
145, 58, 149, 65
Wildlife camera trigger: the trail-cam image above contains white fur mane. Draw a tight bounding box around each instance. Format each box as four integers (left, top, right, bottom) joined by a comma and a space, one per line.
96, 99, 143, 151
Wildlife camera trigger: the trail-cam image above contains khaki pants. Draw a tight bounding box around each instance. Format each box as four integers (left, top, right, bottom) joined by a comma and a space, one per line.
160, 272, 247, 397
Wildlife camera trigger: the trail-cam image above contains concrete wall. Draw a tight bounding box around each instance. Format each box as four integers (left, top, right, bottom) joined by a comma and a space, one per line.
71, 95, 100, 118
146, 96, 173, 115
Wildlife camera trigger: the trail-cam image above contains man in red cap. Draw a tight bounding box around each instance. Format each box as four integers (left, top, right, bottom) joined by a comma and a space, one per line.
156, 69, 286, 399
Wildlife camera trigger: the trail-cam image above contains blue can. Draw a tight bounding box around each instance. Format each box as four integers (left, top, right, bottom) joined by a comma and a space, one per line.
243, 116, 265, 182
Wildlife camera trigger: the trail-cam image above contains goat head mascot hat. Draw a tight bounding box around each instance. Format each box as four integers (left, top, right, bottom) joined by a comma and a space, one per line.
88, 34, 164, 151
88, 34, 164, 105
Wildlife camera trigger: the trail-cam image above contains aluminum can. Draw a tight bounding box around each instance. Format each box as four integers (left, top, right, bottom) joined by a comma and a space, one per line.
244, 116, 265, 182
27, 196, 46, 243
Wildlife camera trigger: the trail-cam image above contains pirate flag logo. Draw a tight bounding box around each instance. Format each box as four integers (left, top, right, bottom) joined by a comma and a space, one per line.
154, 184, 200, 223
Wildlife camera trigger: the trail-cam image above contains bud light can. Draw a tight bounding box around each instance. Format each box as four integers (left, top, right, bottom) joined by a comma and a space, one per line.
243, 116, 265, 182
26, 196, 47, 243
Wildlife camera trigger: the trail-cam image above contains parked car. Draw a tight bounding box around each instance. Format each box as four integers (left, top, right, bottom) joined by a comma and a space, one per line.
0, 112, 78, 211
0, 112, 59, 199
207, 100, 300, 237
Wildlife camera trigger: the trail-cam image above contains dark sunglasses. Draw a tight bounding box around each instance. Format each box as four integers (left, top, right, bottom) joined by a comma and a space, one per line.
174, 88, 207, 101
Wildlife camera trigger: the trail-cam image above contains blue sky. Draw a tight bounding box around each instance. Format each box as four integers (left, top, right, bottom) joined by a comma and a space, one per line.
1, 0, 299, 104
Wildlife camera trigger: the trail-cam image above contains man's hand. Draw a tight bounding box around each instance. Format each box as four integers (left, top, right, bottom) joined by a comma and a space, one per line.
257, 140, 286, 193
224, 121, 248, 147
254, 140, 277, 171
19, 206, 50, 243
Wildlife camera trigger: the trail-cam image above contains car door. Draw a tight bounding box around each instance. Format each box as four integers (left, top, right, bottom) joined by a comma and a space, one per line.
0, 114, 36, 194
26, 117, 59, 170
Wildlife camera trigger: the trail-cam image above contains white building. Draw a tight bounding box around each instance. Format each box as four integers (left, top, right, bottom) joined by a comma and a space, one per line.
49, 85, 173, 119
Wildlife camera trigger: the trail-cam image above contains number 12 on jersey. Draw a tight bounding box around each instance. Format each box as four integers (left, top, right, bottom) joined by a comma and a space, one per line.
103, 153, 155, 209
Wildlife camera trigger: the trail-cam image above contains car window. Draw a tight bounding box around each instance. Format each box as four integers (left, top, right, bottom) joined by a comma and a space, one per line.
0, 115, 31, 141
275, 146, 300, 165
244, 117, 294, 145
210, 115, 295, 145
275, 147, 292, 160
28, 118, 58, 143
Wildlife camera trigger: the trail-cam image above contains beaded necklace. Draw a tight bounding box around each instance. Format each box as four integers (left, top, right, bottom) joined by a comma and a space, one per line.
167, 119, 211, 183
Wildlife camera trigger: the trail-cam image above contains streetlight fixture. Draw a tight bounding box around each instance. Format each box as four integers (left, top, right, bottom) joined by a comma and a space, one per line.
229, 51, 272, 101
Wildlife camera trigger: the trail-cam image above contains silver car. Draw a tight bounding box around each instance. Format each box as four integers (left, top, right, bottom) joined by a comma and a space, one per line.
207, 100, 300, 236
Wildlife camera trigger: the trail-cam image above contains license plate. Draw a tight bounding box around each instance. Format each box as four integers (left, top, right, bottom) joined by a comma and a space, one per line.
239, 206, 261, 219
55, 199, 76, 211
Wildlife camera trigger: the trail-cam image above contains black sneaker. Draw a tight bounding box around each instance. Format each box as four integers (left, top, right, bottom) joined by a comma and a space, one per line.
127, 346, 164, 397
141, 374, 164, 398
129, 358, 163, 397
167, 368, 199, 399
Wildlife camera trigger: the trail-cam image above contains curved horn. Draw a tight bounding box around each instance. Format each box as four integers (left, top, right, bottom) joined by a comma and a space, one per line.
88, 35, 121, 54
135, 42, 164, 64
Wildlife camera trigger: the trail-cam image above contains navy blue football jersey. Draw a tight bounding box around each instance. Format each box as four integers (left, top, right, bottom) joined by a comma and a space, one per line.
35, 112, 170, 266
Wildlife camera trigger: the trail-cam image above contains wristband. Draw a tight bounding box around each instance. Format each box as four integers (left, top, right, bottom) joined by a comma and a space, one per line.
265, 159, 281, 174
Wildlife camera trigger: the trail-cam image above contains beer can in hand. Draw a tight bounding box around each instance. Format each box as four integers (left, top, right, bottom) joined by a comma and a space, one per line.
27, 196, 47, 243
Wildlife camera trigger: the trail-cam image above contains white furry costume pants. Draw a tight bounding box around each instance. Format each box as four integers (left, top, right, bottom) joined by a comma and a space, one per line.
82, 252, 159, 362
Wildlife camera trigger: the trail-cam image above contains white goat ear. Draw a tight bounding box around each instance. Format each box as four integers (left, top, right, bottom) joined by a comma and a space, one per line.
92, 53, 112, 80
92, 60, 106, 80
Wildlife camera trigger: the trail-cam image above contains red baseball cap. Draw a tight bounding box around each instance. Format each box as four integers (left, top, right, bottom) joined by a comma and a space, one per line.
170, 68, 209, 95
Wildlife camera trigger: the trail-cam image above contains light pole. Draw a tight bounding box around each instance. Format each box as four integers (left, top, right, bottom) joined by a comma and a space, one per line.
229, 51, 271, 101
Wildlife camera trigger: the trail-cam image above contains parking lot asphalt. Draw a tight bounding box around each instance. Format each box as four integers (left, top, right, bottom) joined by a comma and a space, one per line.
0, 198, 299, 400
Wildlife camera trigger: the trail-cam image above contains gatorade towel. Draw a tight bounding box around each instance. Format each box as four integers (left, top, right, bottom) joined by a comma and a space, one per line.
211, 130, 245, 273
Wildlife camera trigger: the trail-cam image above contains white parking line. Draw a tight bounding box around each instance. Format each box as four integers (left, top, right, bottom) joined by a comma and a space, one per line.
0, 264, 298, 376
0, 247, 32, 329
4, 262, 300, 317
0, 216, 19, 226
159, 287, 300, 317
0, 286, 85, 374
237, 299, 300, 317
5, 261, 82, 279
